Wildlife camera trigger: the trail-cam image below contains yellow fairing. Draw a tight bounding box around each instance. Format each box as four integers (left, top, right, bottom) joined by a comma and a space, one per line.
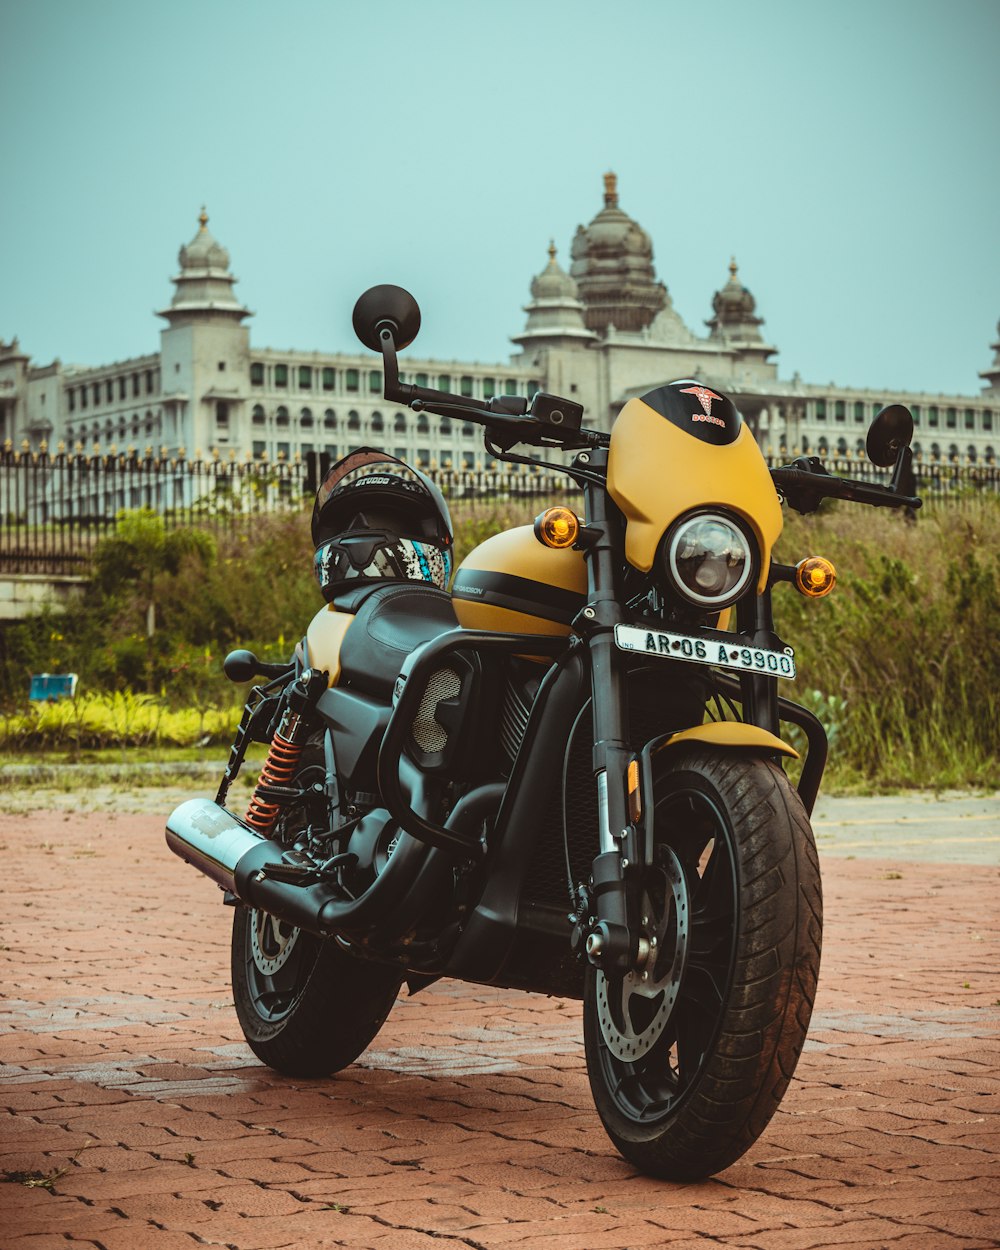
607, 396, 783, 592
654, 721, 798, 758
452, 525, 587, 636
305, 606, 355, 687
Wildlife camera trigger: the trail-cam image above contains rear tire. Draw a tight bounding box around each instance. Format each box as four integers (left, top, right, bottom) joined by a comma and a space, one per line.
232, 907, 402, 1078
583, 747, 822, 1179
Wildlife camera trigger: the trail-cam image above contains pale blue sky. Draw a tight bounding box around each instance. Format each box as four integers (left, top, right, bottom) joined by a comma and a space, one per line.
2, 0, 997, 398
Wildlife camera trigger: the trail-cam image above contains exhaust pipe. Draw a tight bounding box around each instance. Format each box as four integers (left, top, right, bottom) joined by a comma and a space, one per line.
165, 785, 506, 938
165, 799, 263, 894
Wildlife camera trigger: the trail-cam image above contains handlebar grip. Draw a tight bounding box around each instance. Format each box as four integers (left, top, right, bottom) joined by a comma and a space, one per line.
770, 464, 921, 513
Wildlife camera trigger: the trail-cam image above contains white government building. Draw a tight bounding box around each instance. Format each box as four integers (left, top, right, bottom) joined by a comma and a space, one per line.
2, 175, 998, 471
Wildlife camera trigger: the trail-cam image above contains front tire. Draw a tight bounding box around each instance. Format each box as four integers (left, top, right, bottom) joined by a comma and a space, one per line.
583, 747, 822, 1179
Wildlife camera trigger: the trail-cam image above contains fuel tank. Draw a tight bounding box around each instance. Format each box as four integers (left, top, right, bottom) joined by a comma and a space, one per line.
451, 524, 587, 635
305, 605, 354, 686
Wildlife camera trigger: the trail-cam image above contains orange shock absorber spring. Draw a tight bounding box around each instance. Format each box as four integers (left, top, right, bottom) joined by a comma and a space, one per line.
245, 730, 304, 833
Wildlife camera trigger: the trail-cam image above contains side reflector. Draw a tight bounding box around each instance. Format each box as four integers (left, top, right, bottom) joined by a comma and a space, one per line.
534, 506, 580, 549
795, 556, 837, 598
626, 758, 642, 825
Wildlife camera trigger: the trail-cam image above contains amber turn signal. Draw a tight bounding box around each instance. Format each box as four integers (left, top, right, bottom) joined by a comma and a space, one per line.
626, 758, 642, 825
795, 556, 837, 598
534, 506, 580, 549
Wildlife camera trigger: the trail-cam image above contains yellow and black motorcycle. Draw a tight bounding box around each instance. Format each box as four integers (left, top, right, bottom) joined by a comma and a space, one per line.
166, 285, 920, 1179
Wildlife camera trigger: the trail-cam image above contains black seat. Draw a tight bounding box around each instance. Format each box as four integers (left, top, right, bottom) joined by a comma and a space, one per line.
336, 582, 458, 698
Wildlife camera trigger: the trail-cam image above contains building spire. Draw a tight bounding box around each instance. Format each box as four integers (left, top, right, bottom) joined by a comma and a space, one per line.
198, 206, 208, 231
603, 171, 618, 209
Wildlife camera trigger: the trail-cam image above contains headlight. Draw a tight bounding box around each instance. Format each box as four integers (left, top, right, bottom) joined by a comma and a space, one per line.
663, 512, 756, 609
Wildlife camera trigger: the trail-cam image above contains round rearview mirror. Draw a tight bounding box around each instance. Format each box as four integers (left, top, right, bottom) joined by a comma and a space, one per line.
866, 404, 914, 468
352, 285, 421, 353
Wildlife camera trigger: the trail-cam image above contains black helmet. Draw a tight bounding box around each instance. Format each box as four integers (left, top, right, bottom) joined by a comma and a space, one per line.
311, 448, 453, 600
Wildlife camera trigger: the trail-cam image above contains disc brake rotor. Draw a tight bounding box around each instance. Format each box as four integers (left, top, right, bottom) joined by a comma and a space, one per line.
596, 846, 690, 1062
250, 910, 302, 976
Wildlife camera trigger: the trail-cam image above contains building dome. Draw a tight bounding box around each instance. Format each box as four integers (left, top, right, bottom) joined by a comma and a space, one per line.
178, 208, 231, 272
158, 208, 250, 325
512, 243, 596, 350
531, 241, 580, 301
707, 258, 764, 343
569, 172, 667, 335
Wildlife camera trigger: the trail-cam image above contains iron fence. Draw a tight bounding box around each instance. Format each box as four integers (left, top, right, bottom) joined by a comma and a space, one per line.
1, 444, 998, 575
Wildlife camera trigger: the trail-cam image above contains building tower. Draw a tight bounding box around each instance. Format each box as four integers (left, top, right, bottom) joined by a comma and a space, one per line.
157, 209, 252, 454
706, 258, 776, 370
511, 243, 596, 350
980, 319, 1000, 397
569, 172, 667, 336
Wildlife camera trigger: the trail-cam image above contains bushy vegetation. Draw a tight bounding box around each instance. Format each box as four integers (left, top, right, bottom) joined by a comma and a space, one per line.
774, 500, 999, 790
1, 498, 997, 790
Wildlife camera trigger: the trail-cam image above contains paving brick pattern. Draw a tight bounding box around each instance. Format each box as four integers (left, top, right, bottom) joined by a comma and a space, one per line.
1, 808, 998, 1249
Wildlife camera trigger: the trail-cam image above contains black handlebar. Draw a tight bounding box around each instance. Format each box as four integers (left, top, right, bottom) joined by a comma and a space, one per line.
376, 325, 608, 452
770, 456, 921, 514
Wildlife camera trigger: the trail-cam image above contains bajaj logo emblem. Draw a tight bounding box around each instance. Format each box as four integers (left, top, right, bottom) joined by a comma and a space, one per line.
680, 385, 726, 428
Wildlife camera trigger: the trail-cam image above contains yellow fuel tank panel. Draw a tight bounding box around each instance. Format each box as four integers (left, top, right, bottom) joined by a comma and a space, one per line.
305, 605, 355, 687
451, 525, 587, 636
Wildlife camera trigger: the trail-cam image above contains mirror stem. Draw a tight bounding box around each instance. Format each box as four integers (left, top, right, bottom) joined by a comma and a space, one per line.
378, 327, 407, 403
890, 445, 914, 495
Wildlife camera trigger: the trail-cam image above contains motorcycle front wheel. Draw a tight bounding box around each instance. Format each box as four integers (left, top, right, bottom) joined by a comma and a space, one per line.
583, 746, 822, 1180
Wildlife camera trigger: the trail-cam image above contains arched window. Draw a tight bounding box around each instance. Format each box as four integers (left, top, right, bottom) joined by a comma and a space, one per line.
323, 409, 336, 429
948, 443, 959, 462
416, 414, 430, 434
300, 407, 313, 428
394, 413, 407, 433
913, 441, 922, 457
440, 418, 452, 434
801, 436, 810, 454
930, 442, 941, 461
252, 404, 265, 425
370, 411, 384, 432
348, 410, 361, 431
967, 444, 977, 463
276, 406, 289, 427
985, 446, 995, 463
856, 438, 866, 454
836, 437, 847, 454
817, 437, 829, 456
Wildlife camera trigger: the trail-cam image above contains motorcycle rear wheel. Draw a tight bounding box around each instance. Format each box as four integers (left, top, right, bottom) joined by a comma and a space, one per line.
583, 746, 822, 1179
231, 908, 402, 1078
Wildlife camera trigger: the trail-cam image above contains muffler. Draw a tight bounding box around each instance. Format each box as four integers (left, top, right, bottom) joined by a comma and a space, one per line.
165, 798, 263, 894
165, 789, 501, 938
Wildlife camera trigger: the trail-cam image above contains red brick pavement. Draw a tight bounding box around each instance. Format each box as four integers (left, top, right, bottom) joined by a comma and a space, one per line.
1, 808, 998, 1249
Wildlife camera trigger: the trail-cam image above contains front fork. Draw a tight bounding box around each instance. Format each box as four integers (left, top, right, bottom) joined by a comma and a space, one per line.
573, 453, 644, 974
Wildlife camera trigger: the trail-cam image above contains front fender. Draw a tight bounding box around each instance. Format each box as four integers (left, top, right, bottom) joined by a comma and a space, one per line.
653, 720, 798, 759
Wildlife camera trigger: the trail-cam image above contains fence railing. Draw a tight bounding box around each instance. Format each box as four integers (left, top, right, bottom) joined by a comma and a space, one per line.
2, 445, 998, 575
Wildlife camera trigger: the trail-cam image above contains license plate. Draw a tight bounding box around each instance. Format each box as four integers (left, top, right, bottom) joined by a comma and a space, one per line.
614, 624, 796, 680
